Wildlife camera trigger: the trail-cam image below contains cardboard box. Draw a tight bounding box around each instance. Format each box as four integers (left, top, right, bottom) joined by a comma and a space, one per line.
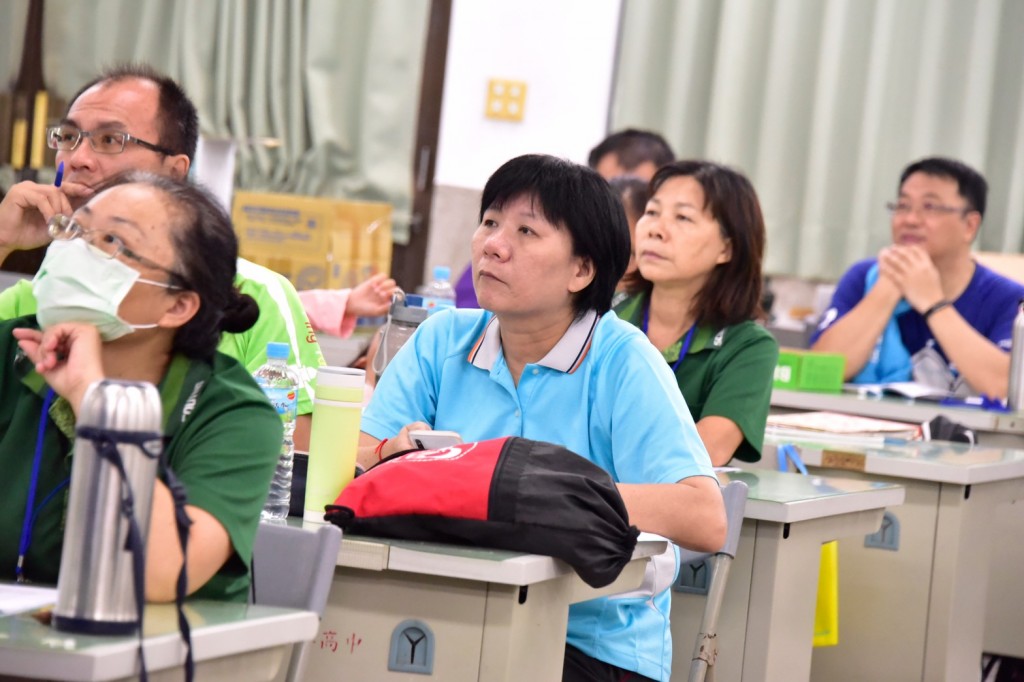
232, 191, 392, 290
774, 349, 846, 393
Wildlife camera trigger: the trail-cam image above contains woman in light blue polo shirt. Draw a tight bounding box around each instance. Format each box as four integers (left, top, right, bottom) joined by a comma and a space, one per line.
358, 154, 725, 682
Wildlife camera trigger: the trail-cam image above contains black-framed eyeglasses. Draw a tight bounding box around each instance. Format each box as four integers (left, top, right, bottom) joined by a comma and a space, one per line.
885, 201, 971, 219
46, 124, 177, 156
47, 214, 190, 289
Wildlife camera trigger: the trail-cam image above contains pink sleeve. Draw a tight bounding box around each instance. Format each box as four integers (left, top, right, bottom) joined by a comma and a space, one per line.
298, 289, 358, 338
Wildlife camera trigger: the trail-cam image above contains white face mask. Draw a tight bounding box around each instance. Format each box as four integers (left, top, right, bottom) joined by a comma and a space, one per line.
33, 238, 174, 341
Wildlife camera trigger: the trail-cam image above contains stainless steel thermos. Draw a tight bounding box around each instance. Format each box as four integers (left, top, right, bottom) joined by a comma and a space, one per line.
53, 379, 162, 635
1008, 299, 1024, 412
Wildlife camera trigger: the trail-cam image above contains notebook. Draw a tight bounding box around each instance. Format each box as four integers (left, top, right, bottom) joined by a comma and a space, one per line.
765, 411, 921, 447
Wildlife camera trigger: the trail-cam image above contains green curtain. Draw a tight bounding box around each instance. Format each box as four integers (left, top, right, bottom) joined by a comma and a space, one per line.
0, 0, 428, 242
613, 0, 1024, 278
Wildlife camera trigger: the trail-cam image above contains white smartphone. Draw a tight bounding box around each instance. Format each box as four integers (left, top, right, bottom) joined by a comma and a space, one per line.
409, 429, 463, 450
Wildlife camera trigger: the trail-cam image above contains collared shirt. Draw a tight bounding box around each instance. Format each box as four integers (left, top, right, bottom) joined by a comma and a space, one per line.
362, 307, 714, 681
0, 316, 281, 601
615, 293, 779, 463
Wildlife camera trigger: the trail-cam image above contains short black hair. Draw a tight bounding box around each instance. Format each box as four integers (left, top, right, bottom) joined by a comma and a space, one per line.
479, 154, 630, 317
587, 128, 675, 173
93, 171, 258, 359
899, 156, 988, 218
68, 63, 199, 163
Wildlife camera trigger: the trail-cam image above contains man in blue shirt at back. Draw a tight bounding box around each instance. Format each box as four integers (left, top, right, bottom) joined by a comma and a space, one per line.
811, 157, 1024, 398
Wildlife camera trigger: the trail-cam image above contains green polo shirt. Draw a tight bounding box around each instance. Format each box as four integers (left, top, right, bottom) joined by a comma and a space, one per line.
0, 257, 325, 416
615, 293, 779, 463
0, 315, 281, 601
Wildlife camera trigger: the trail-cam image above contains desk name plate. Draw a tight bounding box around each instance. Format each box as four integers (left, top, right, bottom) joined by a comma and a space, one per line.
821, 450, 867, 472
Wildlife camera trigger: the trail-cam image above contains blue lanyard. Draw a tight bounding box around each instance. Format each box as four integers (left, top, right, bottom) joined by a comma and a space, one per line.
642, 304, 698, 374
17, 388, 67, 582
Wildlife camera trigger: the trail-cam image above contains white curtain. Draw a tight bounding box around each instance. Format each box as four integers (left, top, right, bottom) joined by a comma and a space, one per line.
613, 0, 1024, 278
0, 0, 429, 242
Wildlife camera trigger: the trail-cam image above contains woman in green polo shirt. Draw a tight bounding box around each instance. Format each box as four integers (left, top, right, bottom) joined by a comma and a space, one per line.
1, 172, 280, 602
615, 160, 779, 466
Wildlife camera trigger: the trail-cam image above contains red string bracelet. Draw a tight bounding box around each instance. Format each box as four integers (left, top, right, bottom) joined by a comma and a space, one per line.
374, 438, 389, 461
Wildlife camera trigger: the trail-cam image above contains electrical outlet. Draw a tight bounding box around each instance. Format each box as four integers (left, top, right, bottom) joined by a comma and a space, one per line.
485, 79, 527, 121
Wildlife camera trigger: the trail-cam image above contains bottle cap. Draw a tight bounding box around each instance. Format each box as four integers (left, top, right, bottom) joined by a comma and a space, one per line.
266, 342, 290, 360
433, 265, 451, 281
392, 304, 428, 325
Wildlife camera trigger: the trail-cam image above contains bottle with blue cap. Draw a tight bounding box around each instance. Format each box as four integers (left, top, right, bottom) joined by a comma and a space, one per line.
372, 290, 428, 381
254, 341, 300, 521
417, 265, 456, 315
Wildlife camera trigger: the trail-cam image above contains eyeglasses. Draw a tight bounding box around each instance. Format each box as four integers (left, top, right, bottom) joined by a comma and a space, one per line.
885, 201, 971, 219
47, 214, 189, 289
46, 124, 177, 156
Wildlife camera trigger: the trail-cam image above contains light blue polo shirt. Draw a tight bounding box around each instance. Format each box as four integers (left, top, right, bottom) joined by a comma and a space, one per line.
362, 307, 715, 681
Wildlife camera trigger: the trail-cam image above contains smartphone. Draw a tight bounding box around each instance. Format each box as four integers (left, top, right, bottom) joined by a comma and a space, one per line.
409, 429, 463, 450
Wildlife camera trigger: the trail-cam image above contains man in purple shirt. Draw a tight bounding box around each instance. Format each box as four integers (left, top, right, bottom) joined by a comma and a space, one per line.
811, 157, 1024, 398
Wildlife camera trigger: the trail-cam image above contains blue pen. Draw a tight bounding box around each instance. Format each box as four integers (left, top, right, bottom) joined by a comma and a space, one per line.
54, 161, 64, 188
938, 394, 1010, 413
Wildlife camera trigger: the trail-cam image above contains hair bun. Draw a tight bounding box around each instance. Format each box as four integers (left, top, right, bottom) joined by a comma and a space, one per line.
220, 291, 260, 334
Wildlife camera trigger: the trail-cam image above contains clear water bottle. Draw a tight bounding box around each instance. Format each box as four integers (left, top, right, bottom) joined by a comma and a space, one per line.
417, 265, 456, 315
372, 291, 428, 381
1008, 299, 1024, 411
254, 342, 300, 521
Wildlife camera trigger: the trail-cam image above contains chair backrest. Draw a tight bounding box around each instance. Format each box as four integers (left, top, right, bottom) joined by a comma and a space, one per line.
676, 480, 748, 567
251, 522, 342, 682
674, 480, 749, 682
251, 522, 342, 616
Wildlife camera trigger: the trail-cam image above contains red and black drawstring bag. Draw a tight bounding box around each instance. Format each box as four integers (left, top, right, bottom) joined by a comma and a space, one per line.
324, 436, 639, 588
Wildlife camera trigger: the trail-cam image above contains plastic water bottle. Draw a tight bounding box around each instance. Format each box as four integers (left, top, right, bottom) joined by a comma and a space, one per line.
372, 292, 428, 381
417, 265, 456, 315
255, 342, 300, 521
1008, 299, 1024, 411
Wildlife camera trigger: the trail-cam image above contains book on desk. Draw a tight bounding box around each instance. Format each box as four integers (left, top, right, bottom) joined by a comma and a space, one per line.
0, 584, 56, 616
765, 410, 921, 448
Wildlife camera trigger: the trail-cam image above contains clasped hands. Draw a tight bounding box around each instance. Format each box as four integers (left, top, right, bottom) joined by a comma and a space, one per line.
875, 244, 946, 314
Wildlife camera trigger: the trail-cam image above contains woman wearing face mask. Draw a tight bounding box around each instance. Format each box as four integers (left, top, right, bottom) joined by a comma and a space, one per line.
615, 161, 779, 467
0, 172, 281, 602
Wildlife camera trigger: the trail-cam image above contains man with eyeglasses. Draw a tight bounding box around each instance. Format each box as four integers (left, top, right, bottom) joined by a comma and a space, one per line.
811, 156, 1024, 399
0, 64, 325, 450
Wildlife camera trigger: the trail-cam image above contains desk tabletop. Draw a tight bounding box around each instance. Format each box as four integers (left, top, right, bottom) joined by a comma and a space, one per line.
324, 471, 906, 568
0, 600, 317, 681
332, 534, 668, 585
765, 434, 1024, 485
771, 388, 1024, 435
716, 468, 905, 524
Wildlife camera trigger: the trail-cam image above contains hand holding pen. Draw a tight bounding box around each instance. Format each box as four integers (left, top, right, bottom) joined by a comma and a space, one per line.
0, 161, 75, 259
